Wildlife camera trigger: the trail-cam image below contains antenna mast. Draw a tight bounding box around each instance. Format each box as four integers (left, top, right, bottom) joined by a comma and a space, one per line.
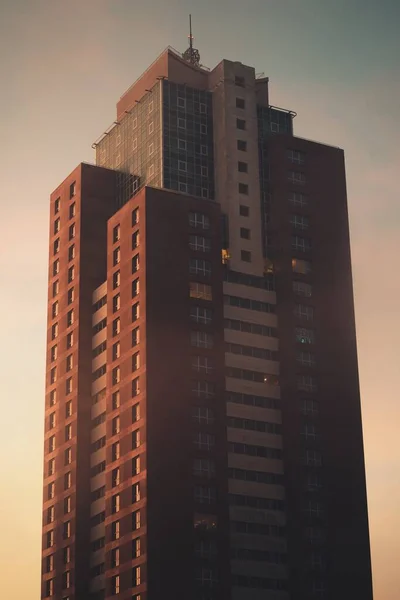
182, 14, 201, 67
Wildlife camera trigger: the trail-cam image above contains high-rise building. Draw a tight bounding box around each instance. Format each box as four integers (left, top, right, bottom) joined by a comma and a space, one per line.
41, 40, 373, 600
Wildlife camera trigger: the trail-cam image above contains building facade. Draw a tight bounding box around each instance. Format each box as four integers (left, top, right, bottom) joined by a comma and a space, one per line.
42, 46, 373, 600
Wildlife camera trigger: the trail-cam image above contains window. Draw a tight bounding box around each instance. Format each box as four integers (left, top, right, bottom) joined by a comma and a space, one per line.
178, 118, 186, 129
193, 406, 214, 425
132, 302, 140, 322
52, 280, 59, 297
193, 432, 215, 451
112, 494, 120, 514
65, 424, 72, 441
68, 223, 75, 240
148, 143, 154, 156
132, 230, 140, 250
112, 575, 120, 595
132, 537, 141, 558
293, 281, 312, 297
69, 182, 76, 198
68, 245, 75, 261
294, 304, 314, 321
51, 323, 58, 341
66, 354, 73, 371
193, 458, 215, 478
178, 160, 187, 171
111, 416, 121, 437
51, 302, 58, 318
200, 123, 207, 134
112, 366, 120, 385
295, 327, 315, 344
112, 294, 120, 313
191, 331, 213, 349
240, 227, 250, 240
200, 102, 207, 114
52, 259, 60, 276
113, 247, 120, 266
49, 412, 56, 429
111, 442, 120, 461
148, 101, 154, 113
178, 139, 187, 150
132, 510, 141, 530
66, 400, 72, 417
288, 149, 305, 164
238, 161, 248, 173
237, 139, 247, 151
54, 218, 60, 234
45, 554, 54, 572
301, 422, 318, 440
189, 282, 212, 300
179, 182, 187, 193
288, 170, 306, 185
93, 318, 106, 335
190, 306, 212, 324
67, 288, 74, 305
112, 468, 120, 488
133, 137, 138, 150
65, 447, 72, 465
225, 318, 277, 337
239, 204, 249, 217
292, 258, 312, 274
236, 97, 245, 109
113, 225, 120, 243
290, 214, 309, 230
236, 118, 246, 130
192, 380, 215, 398
132, 327, 140, 347
289, 191, 308, 208
235, 75, 245, 87
53, 238, 60, 255
195, 485, 216, 504
132, 253, 139, 273
192, 355, 213, 374
113, 270, 120, 289
112, 521, 120, 541
49, 390, 56, 406
69, 202, 76, 219
54, 198, 60, 214
227, 416, 281, 434
238, 182, 248, 195
64, 496, 71, 514
297, 375, 317, 393
111, 548, 120, 568
132, 207, 139, 226
200, 145, 208, 155
132, 455, 141, 475
189, 235, 211, 252
189, 258, 211, 277
66, 377, 72, 394
131, 352, 140, 372
68, 265, 75, 283
50, 367, 57, 384
112, 341, 120, 361
112, 391, 120, 410
66, 309, 74, 327
133, 117, 138, 130
189, 211, 210, 229
241, 250, 251, 262
112, 318, 121, 336
64, 472, 72, 490
132, 429, 140, 449
132, 377, 140, 398
301, 398, 319, 415
132, 566, 141, 587
297, 351, 316, 367
132, 402, 140, 421
48, 458, 55, 475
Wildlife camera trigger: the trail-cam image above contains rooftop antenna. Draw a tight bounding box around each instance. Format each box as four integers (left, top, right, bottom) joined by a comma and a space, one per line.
182, 14, 201, 67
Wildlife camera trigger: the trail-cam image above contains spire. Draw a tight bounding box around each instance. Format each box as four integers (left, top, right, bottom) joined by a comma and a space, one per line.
182, 14, 201, 67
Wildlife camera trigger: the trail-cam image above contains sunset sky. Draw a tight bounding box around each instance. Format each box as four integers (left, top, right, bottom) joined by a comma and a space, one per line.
0, 1, 399, 598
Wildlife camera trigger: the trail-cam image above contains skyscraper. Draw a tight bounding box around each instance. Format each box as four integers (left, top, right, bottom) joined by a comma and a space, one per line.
42, 41, 373, 600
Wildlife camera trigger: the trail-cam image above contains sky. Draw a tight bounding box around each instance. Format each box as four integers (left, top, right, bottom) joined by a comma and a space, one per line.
0, 0, 399, 598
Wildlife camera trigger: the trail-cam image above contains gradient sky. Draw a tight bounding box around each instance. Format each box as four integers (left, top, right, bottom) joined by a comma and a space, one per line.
0, 1, 399, 598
